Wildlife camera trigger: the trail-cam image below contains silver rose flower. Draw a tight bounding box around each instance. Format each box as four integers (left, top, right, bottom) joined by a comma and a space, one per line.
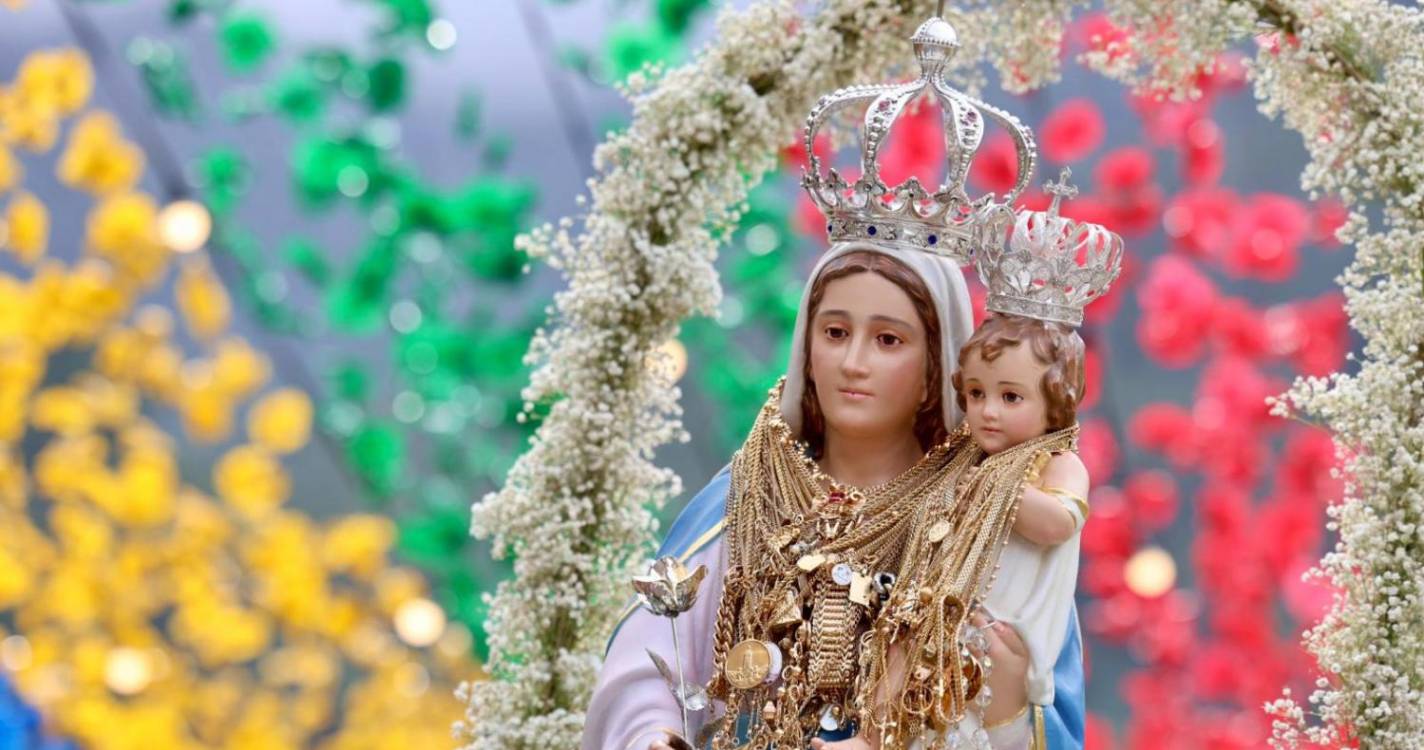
632, 556, 707, 617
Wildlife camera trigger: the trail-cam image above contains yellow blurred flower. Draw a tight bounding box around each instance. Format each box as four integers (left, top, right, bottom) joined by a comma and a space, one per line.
213, 444, 289, 518
3, 191, 49, 264
179, 384, 234, 443
210, 338, 270, 398
247, 388, 312, 454
34, 434, 105, 502
3, 1, 30, 11
243, 514, 329, 628
0, 84, 59, 152
58, 111, 143, 196
109, 444, 178, 527
36, 559, 103, 627
30, 385, 96, 435
0, 540, 34, 608
176, 258, 230, 340
0, 446, 25, 508
86, 192, 168, 286
16, 49, 93, 116
322, 515, 395, 580
0, 143, 20, 192
171, 601, 272, 667
23, 261, 130, 350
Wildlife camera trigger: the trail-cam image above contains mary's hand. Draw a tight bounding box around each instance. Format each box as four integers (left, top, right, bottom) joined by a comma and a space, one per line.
970, 611, 1032, 727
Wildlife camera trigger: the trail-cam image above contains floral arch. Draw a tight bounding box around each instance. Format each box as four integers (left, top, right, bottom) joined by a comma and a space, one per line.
457, 1, 1424, 747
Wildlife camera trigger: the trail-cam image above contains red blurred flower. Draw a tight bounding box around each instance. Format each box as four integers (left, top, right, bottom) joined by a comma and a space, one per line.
1281, 557, 1335, 625
1105, 185, 1163, 238
1042, 98, 1106, 164
967, 131, 1020, 195
1073, 13, 1132, 66
795, 193, 828, 243
1078, 418, 1118, 483
877, 104, 945, 186
1224, 193, 1309, 281
1181, 118, 1223, 185
1256, 495, 1324, 578
1162, 187, 1238, 259
1080, 342, 1102, 412
1128, 402, 1195, 467
1081, 487, 1137, 559
1311, 197, 1348, 248
1123, 470, 1178, 534
1277, 428, 1342, 502
1085, 712, 1117, 750
1210, 296, 1271, 361
1094, 146, 1154, 192
1277, 292, 1348, 376
1136, 255, 1218, 368
1128, 90, 1209, 147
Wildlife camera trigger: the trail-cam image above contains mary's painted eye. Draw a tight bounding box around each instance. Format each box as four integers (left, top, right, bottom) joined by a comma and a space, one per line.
877, 333, 902, 346
825, 326, 847, 339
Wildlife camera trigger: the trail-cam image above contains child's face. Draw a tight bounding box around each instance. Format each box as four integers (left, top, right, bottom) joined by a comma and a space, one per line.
808, 271, 929, 446
959, 343, 1050, 454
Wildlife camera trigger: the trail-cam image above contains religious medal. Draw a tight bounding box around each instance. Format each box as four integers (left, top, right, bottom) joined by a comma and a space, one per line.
819, 704, 845, 731
725, 639, 782, 689
849, 572, 872, 606
927, 519, 951, 542
831, 562, 854, 586
796, 553, 826, 572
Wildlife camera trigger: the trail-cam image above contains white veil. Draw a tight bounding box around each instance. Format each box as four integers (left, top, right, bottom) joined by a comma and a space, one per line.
777, 240, 976, 437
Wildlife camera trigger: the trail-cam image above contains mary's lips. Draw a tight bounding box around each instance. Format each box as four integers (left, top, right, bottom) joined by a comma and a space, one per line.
839, 389, 871, 398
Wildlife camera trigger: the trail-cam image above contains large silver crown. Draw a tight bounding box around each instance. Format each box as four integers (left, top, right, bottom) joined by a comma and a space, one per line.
975, 168, 1124, 326
801, 16, 1038, 262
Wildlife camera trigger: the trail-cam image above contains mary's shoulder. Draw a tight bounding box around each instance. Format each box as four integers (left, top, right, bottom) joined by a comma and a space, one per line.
656, 465, 731, 558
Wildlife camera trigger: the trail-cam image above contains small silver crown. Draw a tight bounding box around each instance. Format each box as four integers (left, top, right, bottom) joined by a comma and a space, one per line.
801, 16, 1038, 262
975, 168, 1124, 326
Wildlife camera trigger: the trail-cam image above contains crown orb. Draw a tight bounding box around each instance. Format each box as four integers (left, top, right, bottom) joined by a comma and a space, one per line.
911, 17, 960, 69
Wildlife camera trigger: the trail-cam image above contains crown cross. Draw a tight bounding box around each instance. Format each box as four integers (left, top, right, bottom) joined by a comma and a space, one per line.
1043, 167, 1079, 214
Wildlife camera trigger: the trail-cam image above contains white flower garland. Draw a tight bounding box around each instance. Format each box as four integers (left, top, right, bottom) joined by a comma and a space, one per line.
459, 1, 1424, 748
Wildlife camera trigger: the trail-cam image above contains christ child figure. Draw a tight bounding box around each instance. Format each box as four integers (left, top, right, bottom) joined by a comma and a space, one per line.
952, 313, 1091, 550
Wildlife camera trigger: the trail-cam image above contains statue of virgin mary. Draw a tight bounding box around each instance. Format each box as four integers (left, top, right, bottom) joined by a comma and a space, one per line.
581, 240, 1086, 750
584, 13, 1092, 749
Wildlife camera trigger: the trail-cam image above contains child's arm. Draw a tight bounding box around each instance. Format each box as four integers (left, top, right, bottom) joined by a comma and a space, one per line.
1013, 452, 1090, 547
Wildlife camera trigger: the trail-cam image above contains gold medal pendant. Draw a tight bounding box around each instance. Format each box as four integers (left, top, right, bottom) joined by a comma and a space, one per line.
725, 639, 782, 690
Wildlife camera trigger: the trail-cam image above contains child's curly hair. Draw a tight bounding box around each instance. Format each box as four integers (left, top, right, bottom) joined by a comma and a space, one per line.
950, 314, 1085, 431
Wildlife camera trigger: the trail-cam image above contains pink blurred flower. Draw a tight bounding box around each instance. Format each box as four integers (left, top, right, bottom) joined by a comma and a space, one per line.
1277, 428, 1342, 502
1209, 296, 1271, 361
1129, 402, 1195, 466
1042, 98, 1106, 164
1311, 197, 1348, 248
1181, 118, 1223, 185
1123, 470, 1178, 534
1078, 418, 1118, 483
877, 104, 944, 186
1136, 255, 1218, 367
1162, 187, 1238, 260
1094, 146, 1154, 192
967, 131, 1021, 196
1224, 193, 1309, 281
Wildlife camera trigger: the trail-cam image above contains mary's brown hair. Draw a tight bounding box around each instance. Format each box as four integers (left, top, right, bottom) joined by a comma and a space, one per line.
799, 250, 947, 458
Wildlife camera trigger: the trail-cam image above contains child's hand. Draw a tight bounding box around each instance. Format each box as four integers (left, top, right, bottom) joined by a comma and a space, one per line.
810, 735, 874, 750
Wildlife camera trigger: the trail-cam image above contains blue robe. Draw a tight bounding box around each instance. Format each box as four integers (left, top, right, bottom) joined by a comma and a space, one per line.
609, 468, 1086, 749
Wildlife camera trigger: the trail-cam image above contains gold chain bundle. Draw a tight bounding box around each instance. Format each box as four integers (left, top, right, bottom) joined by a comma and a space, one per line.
704, 379, 1077, 750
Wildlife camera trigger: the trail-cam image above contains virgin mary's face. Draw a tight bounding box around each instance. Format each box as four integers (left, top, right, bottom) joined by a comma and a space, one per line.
808, 271, 929, 446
